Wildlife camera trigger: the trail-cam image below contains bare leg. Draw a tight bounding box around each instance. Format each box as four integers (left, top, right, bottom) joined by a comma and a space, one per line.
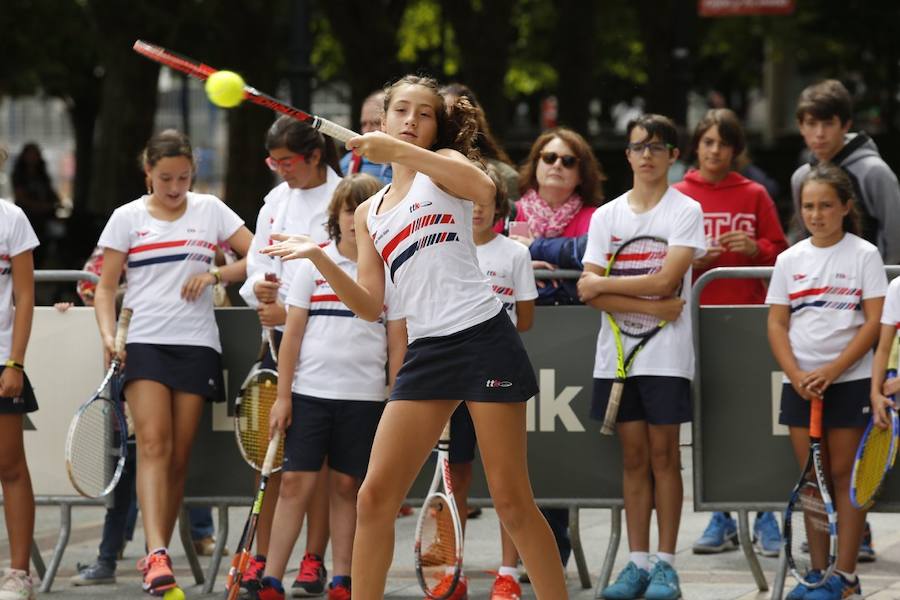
163, 391, 205, 545
351, 400, 459, 600
826, 427, 867, 574
467, 401, 567, 599
0, 415, 34, 572
500, 525, 519, 568
265, 471, 319, 580
255, 471, 281, 555
648, 424, 682, 553
305, 464, 330, 556
617, 420, 652, 552
449, 462, 473, 535
329, 470, 361, 576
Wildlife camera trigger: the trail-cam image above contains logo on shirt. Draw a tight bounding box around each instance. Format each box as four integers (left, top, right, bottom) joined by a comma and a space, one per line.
486, 379, 513, 388
374, 228, 390, 244
486, 270, 498, 277
409, 201, 433, 213
792, 274, 807, 282
136, 230, 150, 238
835, 272, 848, 280
704, 212, 757, 239
315, 279, 327, 287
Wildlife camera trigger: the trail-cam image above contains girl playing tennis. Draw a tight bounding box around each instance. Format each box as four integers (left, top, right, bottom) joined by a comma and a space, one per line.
0, 145, 40, 600
94, 130, 252, 595
263, 75, 568, 600
767, 163, 886, 600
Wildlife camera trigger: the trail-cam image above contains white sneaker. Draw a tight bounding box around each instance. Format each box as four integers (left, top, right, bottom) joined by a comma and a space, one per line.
0, 569, 35, 600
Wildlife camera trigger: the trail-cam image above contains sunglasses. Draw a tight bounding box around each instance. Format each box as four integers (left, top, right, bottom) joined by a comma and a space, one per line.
265, 154, 306, 172
539, 151, 579, 169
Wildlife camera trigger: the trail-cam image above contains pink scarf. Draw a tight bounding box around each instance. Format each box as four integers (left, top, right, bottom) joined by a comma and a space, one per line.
518, 188, 583, 238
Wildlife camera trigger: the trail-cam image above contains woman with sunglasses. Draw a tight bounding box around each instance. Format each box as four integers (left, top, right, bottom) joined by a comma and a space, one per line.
236, 115, 343, 597
512, 128, 606, 306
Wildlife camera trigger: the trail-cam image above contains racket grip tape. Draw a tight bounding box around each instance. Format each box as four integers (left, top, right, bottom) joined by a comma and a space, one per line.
601, 382, 624, 435
314, 118, 357, 143
262, 432, 281, 475
810, 396, 824, 440
114, 308, 133, 354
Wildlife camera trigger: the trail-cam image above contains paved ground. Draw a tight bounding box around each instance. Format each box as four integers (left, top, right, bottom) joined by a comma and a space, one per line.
3, 440, 899, 598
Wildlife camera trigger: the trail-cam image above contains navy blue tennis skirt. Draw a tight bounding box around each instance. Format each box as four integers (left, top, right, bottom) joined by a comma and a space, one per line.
123, 343, 225, 402
390, 309, 538, 403
0, 366, 38, 414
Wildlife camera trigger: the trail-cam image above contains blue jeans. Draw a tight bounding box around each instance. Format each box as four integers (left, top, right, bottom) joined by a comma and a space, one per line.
540, 507, 571, 567
98, 440, 137, 564
189, 507, 215, 540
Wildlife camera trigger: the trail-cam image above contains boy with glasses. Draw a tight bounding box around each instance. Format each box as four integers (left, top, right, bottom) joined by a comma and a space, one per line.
578, 114, 706, 600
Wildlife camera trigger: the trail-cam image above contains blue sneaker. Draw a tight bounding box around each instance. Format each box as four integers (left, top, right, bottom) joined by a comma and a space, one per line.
785, 570, 823, 600
753, 512, 782, 557
858, 521, 875, 563
645, 561, 682, 600
601, 561, 650, 600
692, 512, 738, 554
804, 573, 861, 600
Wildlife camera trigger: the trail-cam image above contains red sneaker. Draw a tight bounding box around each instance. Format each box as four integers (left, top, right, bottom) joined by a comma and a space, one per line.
489, 573, 522, 600
240, 554, 266, 596
291, 553, 327, 596
139, 550, 175, 594
327, 580, 352, 600
428, 574, 468, 600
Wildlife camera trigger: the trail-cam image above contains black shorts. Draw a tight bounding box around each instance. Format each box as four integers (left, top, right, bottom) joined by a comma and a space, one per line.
449, 403, 478, 464
779, 379, 870, 428
283, 393, 385, 479
123, 343, 225, 402
590, 376, 692, 425
259, 329, 282, 372
391, 309, 538, 403
0, 366, 38, 414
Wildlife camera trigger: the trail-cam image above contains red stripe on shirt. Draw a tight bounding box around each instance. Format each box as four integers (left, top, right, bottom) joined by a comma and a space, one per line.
788, 286, 862, 301
129, 240, 217, 254
311, 294, 341, 303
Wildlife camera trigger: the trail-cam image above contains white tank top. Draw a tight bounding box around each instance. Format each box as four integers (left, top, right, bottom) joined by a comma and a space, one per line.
367, 172, 500, 341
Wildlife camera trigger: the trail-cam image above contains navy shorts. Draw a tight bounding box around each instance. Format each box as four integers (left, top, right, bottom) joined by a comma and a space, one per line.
449, 403, 478, 464
779, 379, 870, 428
283, 393, 385, 479
0, 366, 38, 414
391, 310, 538, 403
123, 343, 225, 402
590, 376, 692, 425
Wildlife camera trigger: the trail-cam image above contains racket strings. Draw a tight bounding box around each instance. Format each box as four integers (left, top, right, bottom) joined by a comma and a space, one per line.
854, 429, 893, 504
788, 481, 832, 578
68, 399, 124, 497
237, 374, 281, 470
418, 497, 458, 578
608, 239, 669, 336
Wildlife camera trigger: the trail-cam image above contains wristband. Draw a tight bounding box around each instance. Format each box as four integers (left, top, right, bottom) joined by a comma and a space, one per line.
4, 360, 24, 371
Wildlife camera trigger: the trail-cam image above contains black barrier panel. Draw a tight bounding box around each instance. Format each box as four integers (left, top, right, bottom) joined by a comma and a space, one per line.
184, 307, 624, 504
696, 305, 900, 511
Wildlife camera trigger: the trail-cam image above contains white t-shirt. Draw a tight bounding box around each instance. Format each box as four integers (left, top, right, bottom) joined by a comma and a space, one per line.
476, 234, 537, 326
367, 172, 501, 342
583, 187, 706, 379
238, 169, 341, 316
880, 277, 900, 335
0, 200, 39, 363
766, 234, 887, 383
98, 193, 244, 351
285, 242, 402, 401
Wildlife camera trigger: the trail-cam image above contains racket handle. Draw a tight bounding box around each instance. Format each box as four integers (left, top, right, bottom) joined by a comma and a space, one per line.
114, 308, 133, 355
889, 334, 900, 372
601, 382, 624, 435
261, 431, 281, 476
810, 396, 824, 440
314, 117, 357, 143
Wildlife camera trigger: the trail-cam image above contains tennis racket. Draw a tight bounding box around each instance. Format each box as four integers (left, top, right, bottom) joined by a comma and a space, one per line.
600, 236, 674, 435
784, 396, 837, 588
132, 40, 358, 143
64, 308, 133, 498
414, 420, 463, 599
234, 363, 283, 473
225, 431, 282, 600
264, 271, 279, 364
850, 335, 900, 509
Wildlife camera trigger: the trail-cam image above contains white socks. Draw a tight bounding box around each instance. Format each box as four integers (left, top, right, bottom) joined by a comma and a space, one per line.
498, 566, 519, 578
630, 551, 651, 571
656, 552, 675, 566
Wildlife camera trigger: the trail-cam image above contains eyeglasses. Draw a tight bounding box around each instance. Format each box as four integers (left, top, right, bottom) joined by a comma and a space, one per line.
265, 154, 306, 172
626, 142, 672, 156
539, 151, 579, 169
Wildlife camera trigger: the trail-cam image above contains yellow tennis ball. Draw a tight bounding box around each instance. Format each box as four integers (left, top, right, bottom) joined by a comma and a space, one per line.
205, 71, 245, 108
163, 587, 185, 600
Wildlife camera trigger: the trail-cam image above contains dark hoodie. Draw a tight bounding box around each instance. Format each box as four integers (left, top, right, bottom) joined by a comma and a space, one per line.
675, 169, 788, 305
791, 132, 900, 264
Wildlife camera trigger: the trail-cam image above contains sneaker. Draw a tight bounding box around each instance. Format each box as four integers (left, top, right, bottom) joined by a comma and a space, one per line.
291, 553, 327, 597
645, 561, 682, 600
259, 576, 287, 600
858, 521, 876, 563
193, 535, 229, 556
692, 512, 738, 554
239, 554, 266, 598
785, 569, 823, 600
0, 569, 35, 600
398, 503, 415, 518
327, 580, 351, 600
489, 573, 522, 599
753, 512, 782, 557
139, 550, 176, 594
428, 574, 468, 600
601, 561, 650, 600
70, 560, 116, 586
804, 573, 861, 600
467, 506, 483, 519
